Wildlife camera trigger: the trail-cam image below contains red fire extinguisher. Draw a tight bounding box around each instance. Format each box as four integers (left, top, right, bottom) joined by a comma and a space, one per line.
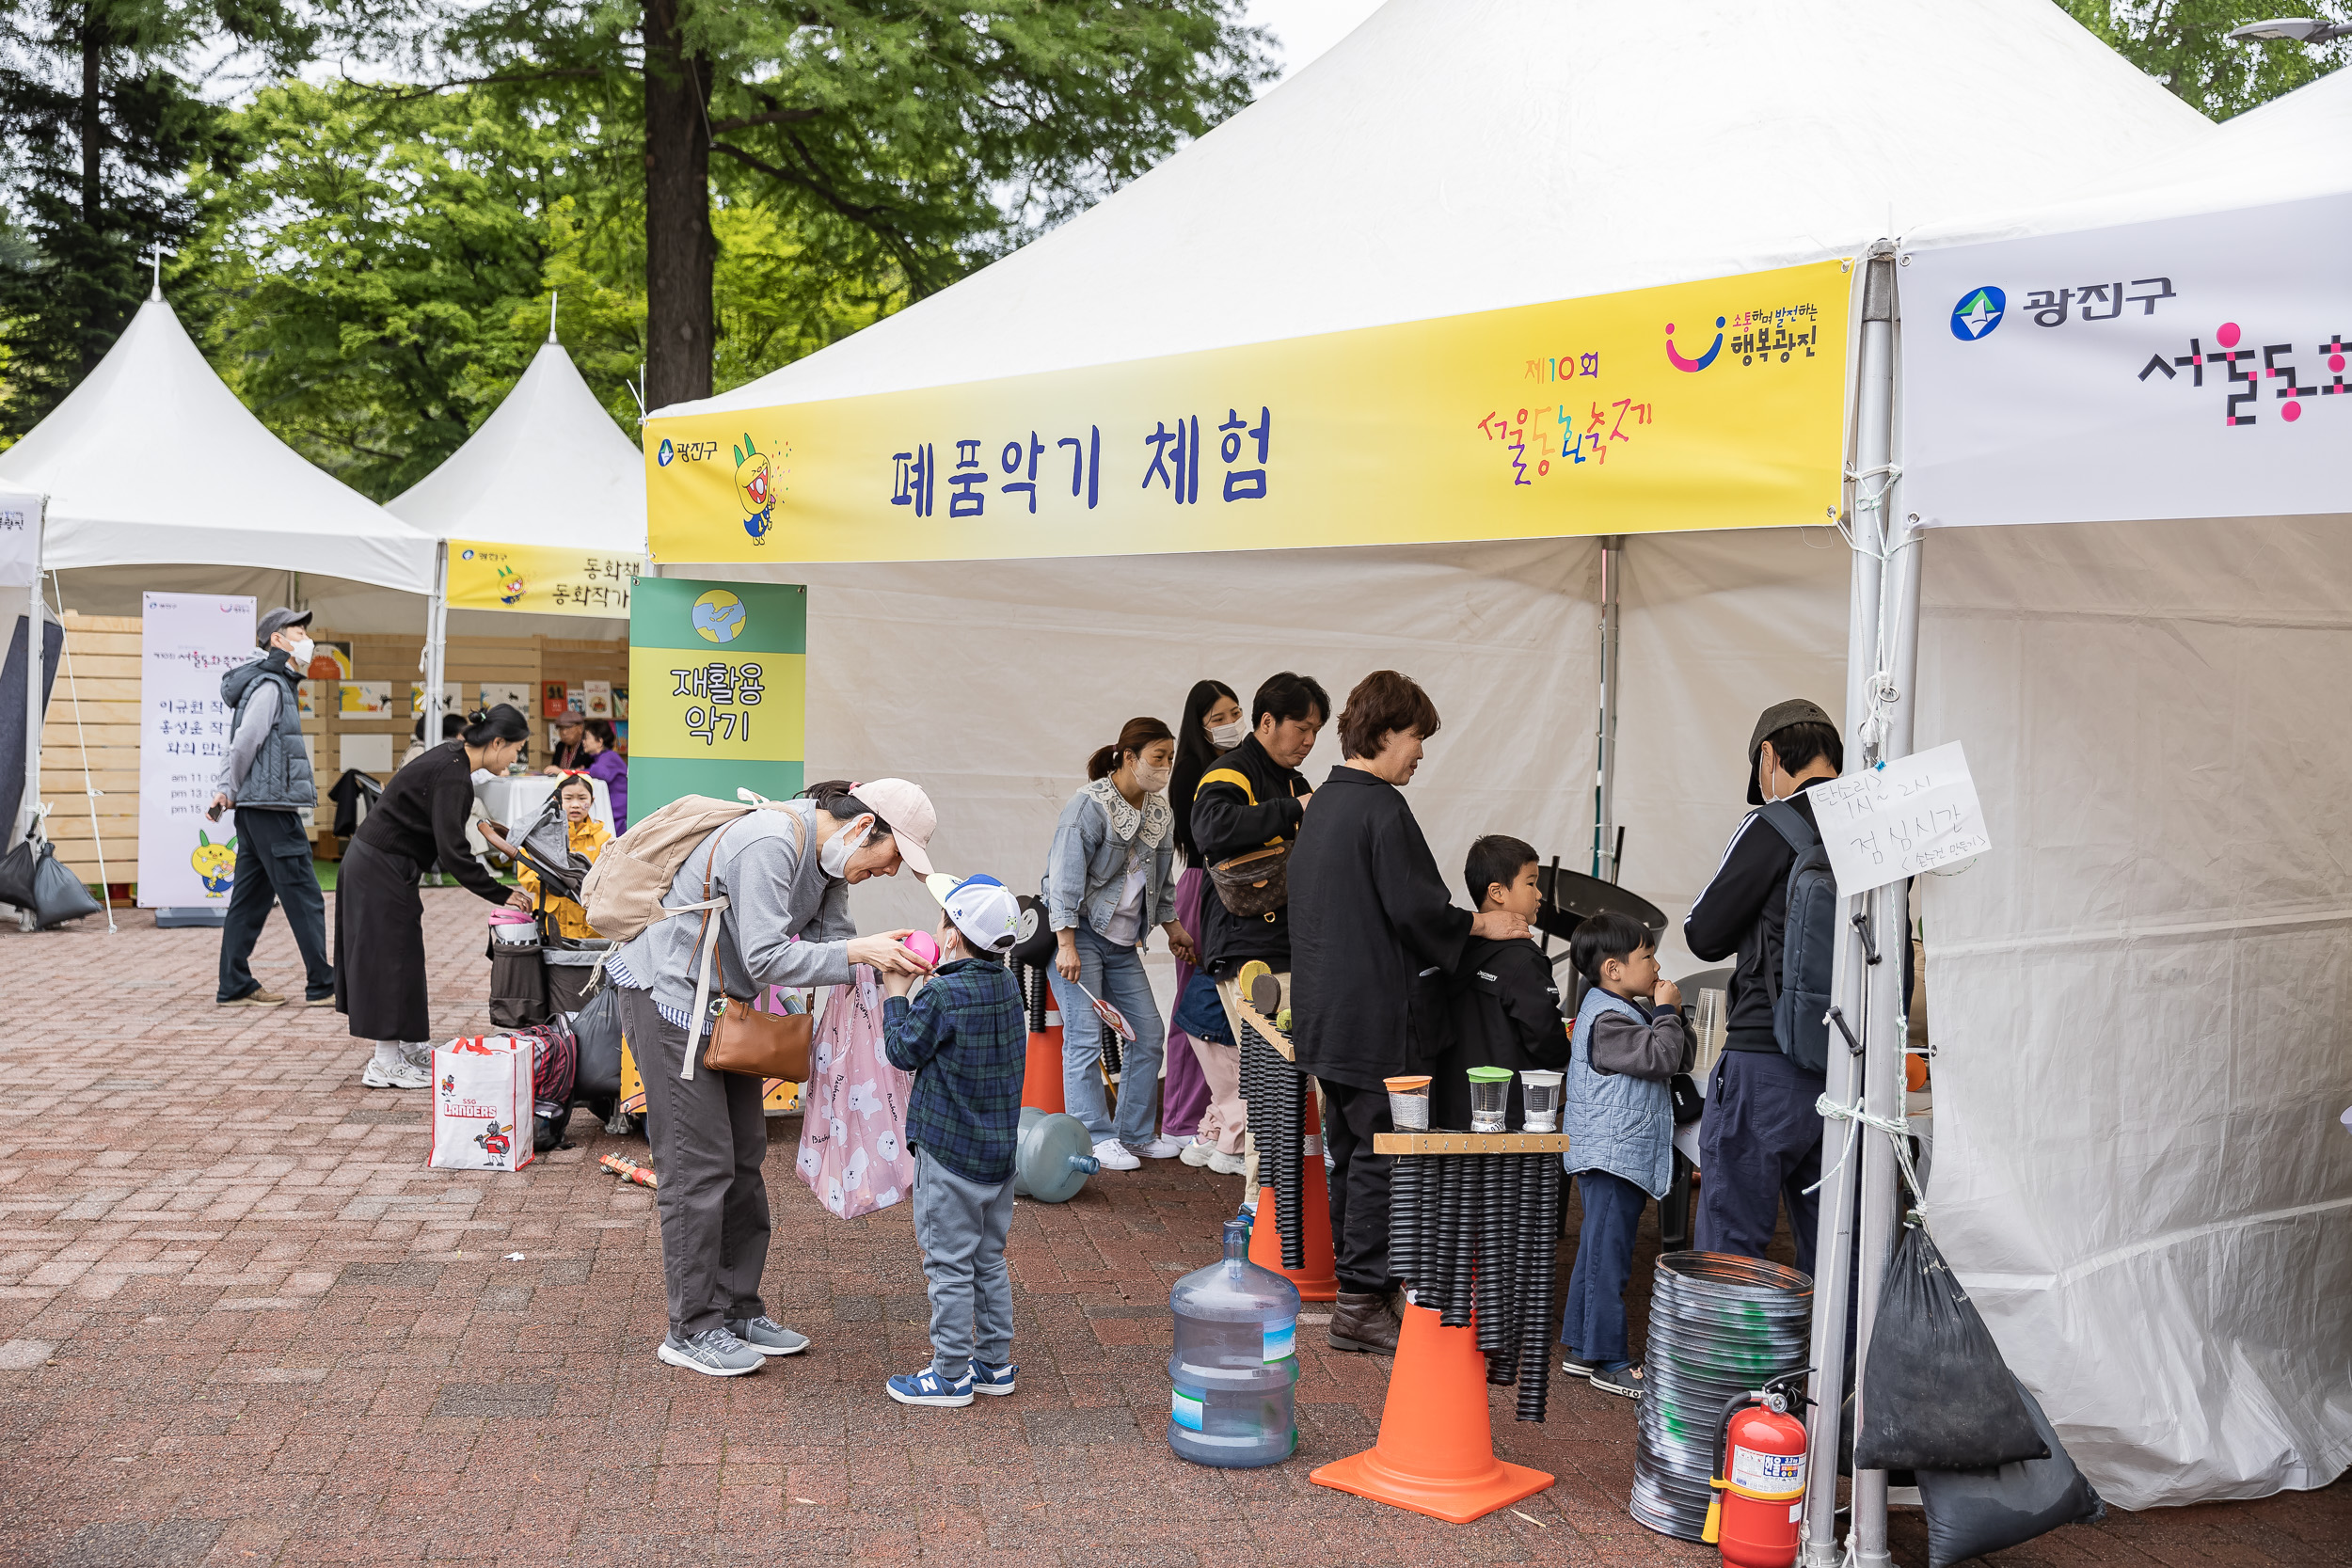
1702, 1370, 1813, 1568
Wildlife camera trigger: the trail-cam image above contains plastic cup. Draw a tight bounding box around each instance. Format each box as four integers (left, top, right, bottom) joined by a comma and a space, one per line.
1519, 1069, 1565, 1132
1384, 1075, 1432, 1131
1466, 1066, 1513, 1132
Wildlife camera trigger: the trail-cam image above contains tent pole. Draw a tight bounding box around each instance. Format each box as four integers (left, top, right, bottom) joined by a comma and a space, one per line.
424, 542, 449, 740
20, 499, 42, 851
1800, 244, 1897, 1568
1593, 535, 1623, 879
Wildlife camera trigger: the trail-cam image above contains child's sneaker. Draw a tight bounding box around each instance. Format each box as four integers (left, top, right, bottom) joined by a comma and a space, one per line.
970, 1359, 1017, 1396
887, 1366, 975, 1407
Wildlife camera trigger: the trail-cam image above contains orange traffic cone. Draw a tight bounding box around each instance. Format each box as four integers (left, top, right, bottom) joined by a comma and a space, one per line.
1022, 1022, 1066, 1114
1248, 1094, 1337, 1301
1311, 1301, 1553, 1523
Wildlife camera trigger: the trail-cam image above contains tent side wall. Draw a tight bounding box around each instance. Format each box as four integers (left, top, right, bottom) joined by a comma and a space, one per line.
1918, 515, 2352, 1508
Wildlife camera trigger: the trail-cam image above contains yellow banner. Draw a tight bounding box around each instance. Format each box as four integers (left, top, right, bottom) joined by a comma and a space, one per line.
447, 540, 644, 617
644, 261, 1850, 564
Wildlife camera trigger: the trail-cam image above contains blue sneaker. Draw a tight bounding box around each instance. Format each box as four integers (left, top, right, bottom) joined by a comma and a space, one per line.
886, 1367, 974, 1407
971, 1359, 1017, 1396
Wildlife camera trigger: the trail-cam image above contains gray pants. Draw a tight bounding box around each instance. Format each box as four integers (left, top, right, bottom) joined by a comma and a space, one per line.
913, 1146, 1015, 1380
618, 988, 770, 1338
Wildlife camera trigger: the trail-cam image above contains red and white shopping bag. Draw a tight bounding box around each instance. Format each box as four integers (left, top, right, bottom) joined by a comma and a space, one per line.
429, 1037, 536, 1173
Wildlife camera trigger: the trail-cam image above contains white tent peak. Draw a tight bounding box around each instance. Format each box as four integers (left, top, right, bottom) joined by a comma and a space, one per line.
658, 0, 2215, 421
0, 296, 437, 593
386, 339, 645, 556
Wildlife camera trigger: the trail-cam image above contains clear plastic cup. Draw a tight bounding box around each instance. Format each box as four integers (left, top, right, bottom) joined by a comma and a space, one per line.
1384, 1075, 1432, 1131
1466, 1066, 1513, 1132
1519, 1069, 1565, 1132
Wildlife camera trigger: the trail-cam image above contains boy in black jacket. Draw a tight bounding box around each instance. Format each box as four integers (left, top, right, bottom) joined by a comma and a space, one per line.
1434, 836, 1571, 1130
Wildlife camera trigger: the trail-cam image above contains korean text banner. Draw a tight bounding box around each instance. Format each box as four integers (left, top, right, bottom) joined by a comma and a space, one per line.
138, 592, 255, 908
1904, 193, 2352, 528
627, 578, 805, 818
643, 261, 1850, 564
447, 539, 644, 618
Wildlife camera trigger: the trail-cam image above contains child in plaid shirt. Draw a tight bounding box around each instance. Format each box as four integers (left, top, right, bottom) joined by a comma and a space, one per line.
881, 873, 1026, 1407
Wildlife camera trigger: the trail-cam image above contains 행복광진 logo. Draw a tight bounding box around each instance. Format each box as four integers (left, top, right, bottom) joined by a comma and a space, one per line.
1950, 287, 2005, 341
1666, 316, 1726, 372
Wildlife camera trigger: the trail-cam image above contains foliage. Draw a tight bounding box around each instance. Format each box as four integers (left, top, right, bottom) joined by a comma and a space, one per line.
2058, 0, 2352, 119
0, 0, 314, 436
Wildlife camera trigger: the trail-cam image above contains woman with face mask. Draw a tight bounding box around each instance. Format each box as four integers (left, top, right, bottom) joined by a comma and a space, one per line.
601, 777, 938, 1380
336, 704, 535, 1088
1164, 680, 1248, 1173
1044, 717, 1197, 1171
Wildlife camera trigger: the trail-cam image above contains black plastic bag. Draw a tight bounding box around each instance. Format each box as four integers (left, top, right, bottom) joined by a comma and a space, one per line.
1919, 1374, 2104, 1568
572, 982, 625, 1099
0, 836, 35, 909
0, 837, 101, 929
1855, 1224, 2047, 1471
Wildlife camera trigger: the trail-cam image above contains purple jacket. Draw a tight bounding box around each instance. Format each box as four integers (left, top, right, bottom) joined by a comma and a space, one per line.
586, 748, 628, 834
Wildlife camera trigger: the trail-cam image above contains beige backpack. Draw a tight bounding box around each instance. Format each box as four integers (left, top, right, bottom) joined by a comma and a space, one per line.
579, 794, 803, 944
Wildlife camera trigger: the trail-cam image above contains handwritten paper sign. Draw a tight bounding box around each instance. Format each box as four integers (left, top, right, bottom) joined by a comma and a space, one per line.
1809, 741, 1992, 895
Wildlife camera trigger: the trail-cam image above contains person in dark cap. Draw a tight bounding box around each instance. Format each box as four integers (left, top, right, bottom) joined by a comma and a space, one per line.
1680, 697, 1842, 1271
211, 607, 334, 1008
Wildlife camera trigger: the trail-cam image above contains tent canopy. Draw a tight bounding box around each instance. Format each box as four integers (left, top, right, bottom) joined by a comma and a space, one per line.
661, 0, 2212, 423
0, 295, 437, 594
387, 337, 646, 556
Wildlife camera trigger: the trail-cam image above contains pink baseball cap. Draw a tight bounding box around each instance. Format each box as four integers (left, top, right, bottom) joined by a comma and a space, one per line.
851, 778, 936, 877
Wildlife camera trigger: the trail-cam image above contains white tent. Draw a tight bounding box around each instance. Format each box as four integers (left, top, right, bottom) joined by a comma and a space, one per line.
0, 292, 437, 594
1877, 68, 2352, 1510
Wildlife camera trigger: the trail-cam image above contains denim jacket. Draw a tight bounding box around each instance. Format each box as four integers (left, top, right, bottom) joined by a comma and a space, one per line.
1045, 778, 1175, 944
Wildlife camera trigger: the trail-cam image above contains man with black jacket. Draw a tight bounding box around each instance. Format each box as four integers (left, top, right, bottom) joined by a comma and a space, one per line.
1682, 698, 1843, 1274
1190, 671, 1326, 1030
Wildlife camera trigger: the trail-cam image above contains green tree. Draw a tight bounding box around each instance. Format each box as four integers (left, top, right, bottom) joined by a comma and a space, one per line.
2058, 1, 2351, 119
374, 1, 1274, 408
0, 0, 314, 436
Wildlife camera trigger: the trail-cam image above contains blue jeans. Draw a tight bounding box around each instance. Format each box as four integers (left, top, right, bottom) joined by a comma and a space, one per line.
1560, 1166, 1648, 1367
1048, 926, 1165, 1146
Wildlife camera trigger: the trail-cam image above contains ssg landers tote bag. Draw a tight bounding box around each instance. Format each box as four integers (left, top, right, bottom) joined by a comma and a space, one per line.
429, 1037, 537, 1173
795, 967, 917, 1219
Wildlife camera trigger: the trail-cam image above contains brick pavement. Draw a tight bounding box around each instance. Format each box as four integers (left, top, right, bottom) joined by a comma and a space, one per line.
0, 890, 2344, 1566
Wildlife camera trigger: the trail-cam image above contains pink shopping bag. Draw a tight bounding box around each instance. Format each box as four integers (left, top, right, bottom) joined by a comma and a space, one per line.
794, 966, 916, 1218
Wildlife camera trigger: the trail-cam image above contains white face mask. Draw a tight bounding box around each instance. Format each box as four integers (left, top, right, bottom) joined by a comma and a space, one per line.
284, 634, 314, 670
820, 816, 873, 879
1134, 762, 1172, 794
1208, 720, 1247, 752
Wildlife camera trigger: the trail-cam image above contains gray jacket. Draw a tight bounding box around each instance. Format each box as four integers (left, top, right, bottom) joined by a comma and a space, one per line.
1564, 986, 1690, 1198
610, 800, 856, 1022
217, 655, 314, 811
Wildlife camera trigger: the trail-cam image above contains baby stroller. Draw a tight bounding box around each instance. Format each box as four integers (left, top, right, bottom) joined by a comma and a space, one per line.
480, 798, 613, 1144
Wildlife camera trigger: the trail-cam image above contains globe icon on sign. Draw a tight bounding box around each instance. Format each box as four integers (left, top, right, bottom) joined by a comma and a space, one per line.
692, 590, 747, 643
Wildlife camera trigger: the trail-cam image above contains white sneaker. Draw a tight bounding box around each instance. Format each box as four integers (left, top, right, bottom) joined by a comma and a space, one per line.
1207, 1150, 1247, 1177
1090, 1139, 1141, 1171
1127, 1136, 1187, 1161
362, 1059, 431, 1090
1178, 1137, 1217, 1167
400, 1041, 435, 1069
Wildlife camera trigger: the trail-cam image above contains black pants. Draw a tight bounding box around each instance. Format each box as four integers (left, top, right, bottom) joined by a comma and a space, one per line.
1322, 1078, 1397, 1294
216, 807, 333, 1003
1695, 1048, 1826, 1275
618, 987, 771, 1338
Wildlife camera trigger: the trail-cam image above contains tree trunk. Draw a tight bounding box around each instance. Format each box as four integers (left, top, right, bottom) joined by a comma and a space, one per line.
643, 0, 715, 409
79, 10, 101, 229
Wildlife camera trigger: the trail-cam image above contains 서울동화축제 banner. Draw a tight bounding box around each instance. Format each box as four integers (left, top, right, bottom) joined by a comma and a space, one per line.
1903, 192, 2352, 528
137, 592, 257, 909
445, 540, 644, 619
641, 261, 1851, 563
627, 577, 806, 818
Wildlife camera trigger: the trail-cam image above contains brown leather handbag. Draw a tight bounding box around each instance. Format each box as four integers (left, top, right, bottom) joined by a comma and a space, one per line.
684, 816, 813, 1081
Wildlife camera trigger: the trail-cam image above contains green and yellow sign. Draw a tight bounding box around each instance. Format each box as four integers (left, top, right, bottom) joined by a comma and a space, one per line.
627, 578, 806, 816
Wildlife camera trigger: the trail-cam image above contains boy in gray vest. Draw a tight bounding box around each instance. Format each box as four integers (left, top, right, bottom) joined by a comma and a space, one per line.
212, 608, 335, 1010
1559, 910, 1692, 1399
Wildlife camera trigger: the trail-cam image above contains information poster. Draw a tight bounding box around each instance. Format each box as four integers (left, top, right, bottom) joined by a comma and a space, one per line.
627, 578, 805, 816
1809, 742, 1993, 895
137, 592, 256, 908
447, 540, 643, 618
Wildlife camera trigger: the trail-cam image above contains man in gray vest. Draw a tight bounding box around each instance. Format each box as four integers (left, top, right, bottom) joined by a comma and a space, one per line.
211, 608, 334, 1008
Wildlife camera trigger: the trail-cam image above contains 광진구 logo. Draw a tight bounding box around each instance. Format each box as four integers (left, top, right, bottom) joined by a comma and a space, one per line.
1950, 287, 2005, 341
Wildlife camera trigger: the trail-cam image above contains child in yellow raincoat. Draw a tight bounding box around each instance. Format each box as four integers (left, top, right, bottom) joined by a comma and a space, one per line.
506, 773, 612, 938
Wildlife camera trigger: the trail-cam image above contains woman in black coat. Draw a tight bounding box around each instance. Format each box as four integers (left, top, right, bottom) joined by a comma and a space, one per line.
1289, 671, 1527, 1353
336, 704, 532, 1088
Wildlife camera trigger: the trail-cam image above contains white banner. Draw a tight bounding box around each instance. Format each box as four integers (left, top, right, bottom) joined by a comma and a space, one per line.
1903, 193, 2352, 527
0, 490, 38, 589
137, 593, 255, 908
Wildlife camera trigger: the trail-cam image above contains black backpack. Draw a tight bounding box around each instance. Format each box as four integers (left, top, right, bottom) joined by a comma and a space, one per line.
1758, 800, 1836, 1072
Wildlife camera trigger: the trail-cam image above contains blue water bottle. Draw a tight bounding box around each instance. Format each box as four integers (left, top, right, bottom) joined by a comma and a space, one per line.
1168, 1217, 1300, 1467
